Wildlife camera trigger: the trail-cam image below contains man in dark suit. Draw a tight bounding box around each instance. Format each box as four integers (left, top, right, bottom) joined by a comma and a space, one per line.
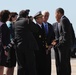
53, 22, 62, 75
53, 8, 74, 75
42, 11, 55, 75
15, 10, 38, 75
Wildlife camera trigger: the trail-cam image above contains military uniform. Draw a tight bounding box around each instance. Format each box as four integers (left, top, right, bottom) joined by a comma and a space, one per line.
33, 11, 48, 75
33, 23, 47, 75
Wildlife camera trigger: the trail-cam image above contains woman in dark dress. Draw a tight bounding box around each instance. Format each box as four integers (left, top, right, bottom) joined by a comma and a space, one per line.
0, 10, 10, 75
6, 12, 18, 75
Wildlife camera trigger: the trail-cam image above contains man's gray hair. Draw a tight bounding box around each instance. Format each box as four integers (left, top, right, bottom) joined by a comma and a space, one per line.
42, 10, 50, 15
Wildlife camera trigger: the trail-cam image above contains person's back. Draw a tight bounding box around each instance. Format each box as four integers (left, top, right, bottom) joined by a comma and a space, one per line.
15, 10, 38, 75
15, 18, 29, 44
15, 17, 38, 50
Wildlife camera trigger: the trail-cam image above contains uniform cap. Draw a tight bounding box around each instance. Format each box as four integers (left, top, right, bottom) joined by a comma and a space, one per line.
34, 11, 43, 19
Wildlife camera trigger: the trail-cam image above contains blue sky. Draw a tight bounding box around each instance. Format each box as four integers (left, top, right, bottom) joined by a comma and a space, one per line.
0, 0, 76, 35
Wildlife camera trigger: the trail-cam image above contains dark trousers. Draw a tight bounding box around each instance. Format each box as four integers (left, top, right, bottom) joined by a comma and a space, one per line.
35, 50, 51, 75
54, 48, 61, 75
46, 51, 51, 75
54, 47, 71, 75
16, 48, 37, 75
35, 51, 46, 75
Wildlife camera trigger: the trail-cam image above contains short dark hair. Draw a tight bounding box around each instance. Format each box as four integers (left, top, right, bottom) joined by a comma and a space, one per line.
10, 12, 18, 21
19, 9, 30, 18
10, 12, 18, 17
56, 8, 64, 15
0, 10, 10, 23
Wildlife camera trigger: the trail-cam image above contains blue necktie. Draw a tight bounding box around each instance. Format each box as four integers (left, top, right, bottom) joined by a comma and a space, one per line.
44, 24, 48, 35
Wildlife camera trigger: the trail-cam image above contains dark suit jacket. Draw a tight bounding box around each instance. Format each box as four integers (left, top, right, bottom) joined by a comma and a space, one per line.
53, 16, 74, 49
15, 18, 39, 51
2, 23, 10, 46
70, 23, 75, 46
53, 22, 60, 40
60, 16, 72, 48
33, 23, 46, 53
45, 23, 55, 46
15, 18, 39, 75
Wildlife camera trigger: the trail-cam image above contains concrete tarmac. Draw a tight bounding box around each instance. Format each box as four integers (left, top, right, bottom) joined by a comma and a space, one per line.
4, 49, 76, 75
4, 59, 76, 75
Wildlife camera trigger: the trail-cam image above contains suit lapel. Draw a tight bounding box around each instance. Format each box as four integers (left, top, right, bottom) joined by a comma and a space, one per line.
36, 24, 42, 31
54, 22, 60, 39
47, 24, 50, 37
36, 24, 45, 34
53, 22, 58, 35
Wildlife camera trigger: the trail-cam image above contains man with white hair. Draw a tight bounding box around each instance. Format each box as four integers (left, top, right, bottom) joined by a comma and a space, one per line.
42, 11, 55, 75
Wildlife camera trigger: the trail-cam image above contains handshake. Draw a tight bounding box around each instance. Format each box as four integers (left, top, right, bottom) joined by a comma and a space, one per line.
48, 37, 65, 50
46, 39, 57, 54
47, 39, 57, 50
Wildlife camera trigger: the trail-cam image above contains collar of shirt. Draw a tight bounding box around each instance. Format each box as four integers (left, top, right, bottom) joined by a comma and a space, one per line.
37, 23, 42, 28
61, 15, 65, 20
43, 22, 48, 27
58, 23, 60, 25
58, 23, 61, 29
